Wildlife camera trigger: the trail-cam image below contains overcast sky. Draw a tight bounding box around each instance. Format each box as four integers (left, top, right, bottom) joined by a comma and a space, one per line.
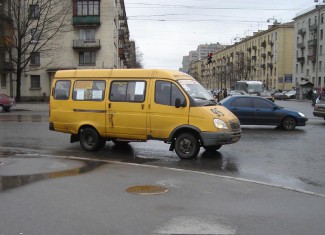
125, 0, 318, 70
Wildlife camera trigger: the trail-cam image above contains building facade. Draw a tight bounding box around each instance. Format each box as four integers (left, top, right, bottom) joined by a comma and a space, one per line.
189, 23, 295, 92
0, 0, 135, 101
293, 4, 325, 95
0, 0, 14, 96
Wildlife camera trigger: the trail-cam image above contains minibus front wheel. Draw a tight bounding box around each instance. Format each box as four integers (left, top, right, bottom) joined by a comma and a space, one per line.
79, 127, 106, 151
175, 132, 200, 159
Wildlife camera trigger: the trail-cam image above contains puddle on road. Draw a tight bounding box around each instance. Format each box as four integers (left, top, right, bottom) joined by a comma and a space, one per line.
0, 159, 104, 192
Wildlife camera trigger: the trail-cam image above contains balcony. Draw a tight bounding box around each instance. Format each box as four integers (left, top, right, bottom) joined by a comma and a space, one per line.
119, 47, 125, 59
308, 55, 316, 62
118, 29, 125, 39
252, 46, 257, 50
309, 23, 317, 31
308, 39, 317, 46
268, 41, 274, 46
268, 51, 273, 57
252, 55, 257, 61
297, 42, 305, 49
298, 28, 306, 35
73, 39, 101, 49
73, 16, 100, 26
260, 64, 266, 69
0, 60, 14, 71
261, 53, 266, 58
267, 63, 273, 68
297, 56, 305, 63
247, 47, 251, 52
261, 41, 266, 47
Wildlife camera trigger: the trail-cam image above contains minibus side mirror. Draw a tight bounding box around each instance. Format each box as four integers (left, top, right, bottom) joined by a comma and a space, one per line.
175, 98, 186, 108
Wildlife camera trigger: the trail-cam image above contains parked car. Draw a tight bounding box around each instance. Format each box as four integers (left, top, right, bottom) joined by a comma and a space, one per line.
273, 91, 287, 100
228, 90, 248, 96
0, 94, 15, 112
260, 90, 275, 102
313, 101, 325, 120
220, 95, 308, 130
285, 90, 296, 99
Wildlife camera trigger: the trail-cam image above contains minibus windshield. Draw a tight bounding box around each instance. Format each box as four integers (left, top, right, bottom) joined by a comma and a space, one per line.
178, 79, 215, 105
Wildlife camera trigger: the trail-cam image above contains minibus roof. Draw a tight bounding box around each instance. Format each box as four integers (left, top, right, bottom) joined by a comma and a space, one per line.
54, 69, 193, 80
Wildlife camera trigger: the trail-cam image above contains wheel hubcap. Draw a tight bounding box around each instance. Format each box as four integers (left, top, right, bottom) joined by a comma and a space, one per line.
179, 139, 192, 154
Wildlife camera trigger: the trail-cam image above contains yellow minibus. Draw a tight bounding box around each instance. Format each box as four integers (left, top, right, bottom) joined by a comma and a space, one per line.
49, 69, 241, 159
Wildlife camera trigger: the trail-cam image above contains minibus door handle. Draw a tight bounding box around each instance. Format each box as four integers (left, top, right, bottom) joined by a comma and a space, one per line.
108, 103, 111, 109
141, 104, 145, 110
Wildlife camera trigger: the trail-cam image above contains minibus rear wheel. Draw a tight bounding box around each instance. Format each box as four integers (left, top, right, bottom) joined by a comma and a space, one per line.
80, 127, 105, 151
175, 132, 200, 159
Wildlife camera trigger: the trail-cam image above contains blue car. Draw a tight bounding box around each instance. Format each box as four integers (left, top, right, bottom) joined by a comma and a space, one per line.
220, 96, 308, 130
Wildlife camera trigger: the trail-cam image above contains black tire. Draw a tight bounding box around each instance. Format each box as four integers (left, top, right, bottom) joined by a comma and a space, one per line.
79, 127, 105, 151
203, 145, 222, 152
282, 116, 296, 131
175, 133, 200, 159
4, 106, 11, 112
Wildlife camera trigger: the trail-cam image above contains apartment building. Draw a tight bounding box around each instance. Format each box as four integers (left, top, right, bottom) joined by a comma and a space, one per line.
293, 3, 325, 94
0, 0, 13, 96
180, 43, 227, 74
0, 0, 135, 101
189, 23, 294, 92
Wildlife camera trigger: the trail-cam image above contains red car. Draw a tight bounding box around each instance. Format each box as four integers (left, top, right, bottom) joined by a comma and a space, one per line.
0, 94, 15, 112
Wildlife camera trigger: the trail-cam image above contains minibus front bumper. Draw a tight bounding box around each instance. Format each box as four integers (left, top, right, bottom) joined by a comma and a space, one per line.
200, 131, 241, 146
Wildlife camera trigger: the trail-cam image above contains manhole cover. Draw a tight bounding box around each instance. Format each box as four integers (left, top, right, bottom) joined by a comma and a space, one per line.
126, 185, 169, 195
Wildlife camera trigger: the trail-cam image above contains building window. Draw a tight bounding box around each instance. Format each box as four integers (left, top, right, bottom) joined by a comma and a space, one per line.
79, 29, 96, 41
31, 28, 40, 42
1, 74, 6, 88
30, 75, 41, 89
30, 52, 40, 65
77, 0, 99, 16
29, 4, 40, 19
321, 45, 323, 55
319, 61, 322, 71
322, 14, 324, 24
321, 29, 324, 40
296, 64, 298, 73
79, 51, 96, 65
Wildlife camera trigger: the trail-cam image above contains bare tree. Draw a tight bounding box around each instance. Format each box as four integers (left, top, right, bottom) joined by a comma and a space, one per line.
3, 0, 71, 101
135, 45, 144, 68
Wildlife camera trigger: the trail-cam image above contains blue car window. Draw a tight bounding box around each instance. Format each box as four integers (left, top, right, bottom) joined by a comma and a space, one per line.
253, 98, 274, 108
231, 97, 253, 108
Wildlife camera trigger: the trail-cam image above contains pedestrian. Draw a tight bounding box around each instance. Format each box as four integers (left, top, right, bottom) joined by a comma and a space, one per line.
219, 90, 224, 101
223, 88, 228, 98
307, 89, 313, 100
311, 89, 317, 106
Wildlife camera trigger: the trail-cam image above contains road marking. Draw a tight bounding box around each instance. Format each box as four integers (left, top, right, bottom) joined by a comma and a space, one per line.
154, 216, 236, 234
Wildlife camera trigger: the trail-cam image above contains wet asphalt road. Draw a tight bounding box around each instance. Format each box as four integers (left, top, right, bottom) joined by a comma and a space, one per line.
0, 100, 325, 234
0, 100, 324, 195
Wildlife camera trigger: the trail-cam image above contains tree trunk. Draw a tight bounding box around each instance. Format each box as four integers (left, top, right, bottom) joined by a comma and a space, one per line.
16, 70, 21, 102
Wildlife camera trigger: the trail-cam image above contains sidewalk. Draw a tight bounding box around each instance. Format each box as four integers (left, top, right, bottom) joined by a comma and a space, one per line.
15, 102, 49, 112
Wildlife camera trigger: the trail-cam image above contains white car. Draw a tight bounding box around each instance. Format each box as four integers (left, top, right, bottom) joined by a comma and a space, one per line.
285, 90, 296, 99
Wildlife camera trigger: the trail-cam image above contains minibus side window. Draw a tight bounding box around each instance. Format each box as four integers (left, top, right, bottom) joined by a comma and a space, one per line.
72, 80, 105, 101
155, 81, 185, 106
109, 81, 146, 102
54, 80, 71, 100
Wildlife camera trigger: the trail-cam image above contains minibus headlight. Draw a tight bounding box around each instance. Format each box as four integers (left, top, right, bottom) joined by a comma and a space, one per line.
213, 119, 228, 129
